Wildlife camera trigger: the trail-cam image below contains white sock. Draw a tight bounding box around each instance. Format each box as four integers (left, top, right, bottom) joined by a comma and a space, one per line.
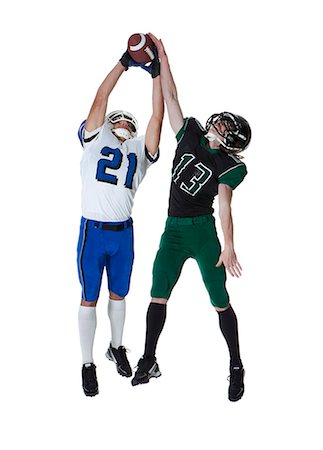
78, 306, 97, 364
108, 298, 126, 348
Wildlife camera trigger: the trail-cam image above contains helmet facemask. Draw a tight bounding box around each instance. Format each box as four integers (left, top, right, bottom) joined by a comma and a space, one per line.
105, 110, 138, 140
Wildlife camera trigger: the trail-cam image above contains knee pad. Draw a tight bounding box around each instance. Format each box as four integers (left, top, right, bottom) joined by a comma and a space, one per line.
151, 270, 173, 300
204, 280, 229, 308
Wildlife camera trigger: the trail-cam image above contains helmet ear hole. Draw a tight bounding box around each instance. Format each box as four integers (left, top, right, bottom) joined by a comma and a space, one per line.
226, 134, 235, 144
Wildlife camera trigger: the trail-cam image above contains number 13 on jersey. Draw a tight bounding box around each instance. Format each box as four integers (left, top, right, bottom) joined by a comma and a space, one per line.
172, 153, 212, 196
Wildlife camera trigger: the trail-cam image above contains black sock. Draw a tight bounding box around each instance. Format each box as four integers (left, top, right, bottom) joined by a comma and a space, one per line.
218, 305, 242, 367
144, 303, 167, 358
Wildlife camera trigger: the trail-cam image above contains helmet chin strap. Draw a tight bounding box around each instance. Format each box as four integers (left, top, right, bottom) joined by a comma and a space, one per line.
205, 131, 233, 150
112, 128, 132, 140
205, 131, 226, 146
204, 131, 217, 142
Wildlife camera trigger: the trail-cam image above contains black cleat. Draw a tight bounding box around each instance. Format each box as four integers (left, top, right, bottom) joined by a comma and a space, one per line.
228, 366, 245, 402
82, 363, 99, 397
131, 356, 161, 386
106, 343, 132, 377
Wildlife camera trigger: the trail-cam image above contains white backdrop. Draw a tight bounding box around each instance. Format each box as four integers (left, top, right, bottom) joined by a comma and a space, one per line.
1, 0, 322, 449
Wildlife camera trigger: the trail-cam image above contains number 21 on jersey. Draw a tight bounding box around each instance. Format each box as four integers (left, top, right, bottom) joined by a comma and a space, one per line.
96, 147, 137, 189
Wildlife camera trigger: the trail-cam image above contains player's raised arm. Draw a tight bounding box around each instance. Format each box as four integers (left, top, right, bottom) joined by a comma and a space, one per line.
85, 52, 133, 132
145, 59, 164, 156
148, 33, 184, 136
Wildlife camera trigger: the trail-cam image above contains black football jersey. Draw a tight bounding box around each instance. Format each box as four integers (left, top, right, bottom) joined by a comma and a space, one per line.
168, 117, 247, 217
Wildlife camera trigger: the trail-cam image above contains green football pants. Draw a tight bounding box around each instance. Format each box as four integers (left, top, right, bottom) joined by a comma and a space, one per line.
151, 215, 229, 308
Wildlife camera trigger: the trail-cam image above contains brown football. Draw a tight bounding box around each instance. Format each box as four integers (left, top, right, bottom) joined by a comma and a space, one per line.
128, 33, 155, 64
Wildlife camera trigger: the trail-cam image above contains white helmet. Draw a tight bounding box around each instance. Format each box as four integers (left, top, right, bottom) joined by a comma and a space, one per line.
105, 110, 138, 140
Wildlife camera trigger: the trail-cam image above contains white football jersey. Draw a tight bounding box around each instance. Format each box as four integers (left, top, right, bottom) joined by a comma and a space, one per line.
80, 121, 158, 222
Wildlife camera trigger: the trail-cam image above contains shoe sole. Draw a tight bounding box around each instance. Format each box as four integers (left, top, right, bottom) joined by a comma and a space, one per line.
105, 348, 132, 378
229, 388, 244, 402
83, 388, 99, 397
131, 368, 162, 386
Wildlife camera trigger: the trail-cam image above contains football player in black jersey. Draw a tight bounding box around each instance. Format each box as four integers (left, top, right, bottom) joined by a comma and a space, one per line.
132, 34, 251, 402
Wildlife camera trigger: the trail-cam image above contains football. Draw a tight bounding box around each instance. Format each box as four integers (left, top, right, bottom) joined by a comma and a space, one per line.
127, 33, 155, 64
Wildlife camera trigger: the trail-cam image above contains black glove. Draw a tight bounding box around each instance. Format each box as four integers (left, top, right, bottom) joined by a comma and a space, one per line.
139, 47, 160, 78
151, 47, 160, 78
120, 50, 137, 70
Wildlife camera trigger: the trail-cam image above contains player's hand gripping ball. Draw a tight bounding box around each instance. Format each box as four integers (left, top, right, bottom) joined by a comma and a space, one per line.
127, 33, 155, 64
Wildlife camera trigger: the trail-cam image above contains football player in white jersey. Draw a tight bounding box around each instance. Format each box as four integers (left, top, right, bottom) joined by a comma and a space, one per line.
77, 48, 164, 396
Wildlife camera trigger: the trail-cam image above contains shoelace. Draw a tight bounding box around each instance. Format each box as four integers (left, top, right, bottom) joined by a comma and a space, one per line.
134, 357, 144, 371
116, 346, 130, 367
134, 356, 155, 373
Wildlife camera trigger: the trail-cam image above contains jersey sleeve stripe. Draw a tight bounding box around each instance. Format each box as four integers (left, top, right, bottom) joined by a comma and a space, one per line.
176, 118, 190, 144
218, 163, 244, 179
84, 132, 99, 143
145, 147, 160, 163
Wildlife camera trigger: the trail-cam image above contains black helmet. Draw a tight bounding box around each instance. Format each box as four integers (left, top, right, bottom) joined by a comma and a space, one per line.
205, 112, 251, 153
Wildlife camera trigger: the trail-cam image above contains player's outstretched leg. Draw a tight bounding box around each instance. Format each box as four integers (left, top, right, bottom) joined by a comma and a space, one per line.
217, 305, 244, 401
132, 302, 166, 386
78, 304, 99, 396
106, 296, 132, 377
